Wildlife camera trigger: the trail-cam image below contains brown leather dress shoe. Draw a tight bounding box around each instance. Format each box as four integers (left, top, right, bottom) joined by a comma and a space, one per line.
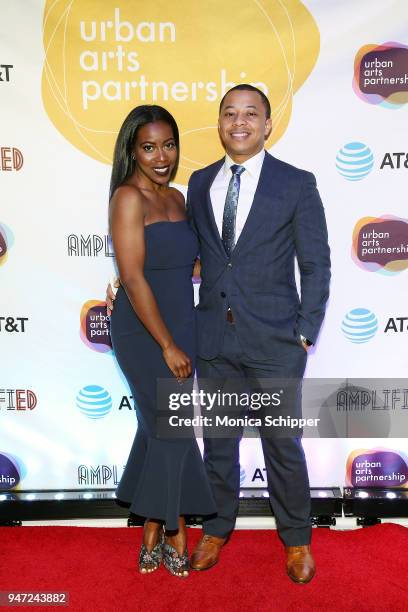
190, 534, 226, 571
286, 544, 315, 584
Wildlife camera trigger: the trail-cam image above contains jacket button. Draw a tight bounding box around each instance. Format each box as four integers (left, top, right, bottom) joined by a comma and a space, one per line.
227, 262, 233, 269
220, 291, 226, 298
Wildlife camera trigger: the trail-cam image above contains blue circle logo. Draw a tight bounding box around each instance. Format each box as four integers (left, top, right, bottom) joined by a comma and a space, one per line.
336, 142, 374, 181
76, 385, 112, 419
342, 308, 378, 343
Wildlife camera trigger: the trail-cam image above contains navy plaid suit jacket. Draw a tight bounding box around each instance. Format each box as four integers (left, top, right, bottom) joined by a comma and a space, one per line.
187, 151, 331, 361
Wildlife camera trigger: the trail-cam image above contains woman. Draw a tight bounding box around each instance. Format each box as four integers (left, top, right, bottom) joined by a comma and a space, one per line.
108, 105, 215, 578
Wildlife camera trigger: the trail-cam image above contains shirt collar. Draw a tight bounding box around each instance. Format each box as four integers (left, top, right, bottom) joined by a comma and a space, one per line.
223, 148, 265, 180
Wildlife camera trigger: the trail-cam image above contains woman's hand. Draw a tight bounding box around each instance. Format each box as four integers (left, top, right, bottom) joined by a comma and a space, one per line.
162, 343, 192, 380
193, 258, 201, 281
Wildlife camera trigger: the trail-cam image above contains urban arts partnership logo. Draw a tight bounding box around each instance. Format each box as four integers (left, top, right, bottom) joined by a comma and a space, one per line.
0, 147, 24, 171
341, 308, 378, 343
0, 223, 14, 266
336, 142, 374, 181
80, 300, 112, 352
346, 449, 408, 488
0, 389, 37, 411
42, 0, 320, 183
67, 233, 114, 257
0, 452, 22, 489
352, 215, 408, 274
76, 385, 112, 419
353, 42, 408, 108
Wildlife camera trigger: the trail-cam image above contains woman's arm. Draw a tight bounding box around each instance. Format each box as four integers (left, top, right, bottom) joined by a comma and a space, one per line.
110, 185, 191, 379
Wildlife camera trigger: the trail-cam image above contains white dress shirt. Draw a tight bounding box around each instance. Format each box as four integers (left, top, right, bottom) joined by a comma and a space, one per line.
209, 148, 265, 241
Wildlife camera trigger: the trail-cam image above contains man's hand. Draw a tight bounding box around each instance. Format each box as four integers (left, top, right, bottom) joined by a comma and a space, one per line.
106, 278, 120, 316
300, 335, 313, 352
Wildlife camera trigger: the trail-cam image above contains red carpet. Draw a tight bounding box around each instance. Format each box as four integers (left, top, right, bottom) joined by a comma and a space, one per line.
1, 524, 407, 611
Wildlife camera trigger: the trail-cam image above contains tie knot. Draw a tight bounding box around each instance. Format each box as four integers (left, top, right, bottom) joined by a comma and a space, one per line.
230, 164, 245, 177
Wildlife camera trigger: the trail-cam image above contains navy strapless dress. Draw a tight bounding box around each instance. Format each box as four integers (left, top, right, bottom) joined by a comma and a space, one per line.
110, 220, 216, 530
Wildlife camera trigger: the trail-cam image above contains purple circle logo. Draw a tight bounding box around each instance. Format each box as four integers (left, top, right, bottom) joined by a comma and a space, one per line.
0, 452, 21, 490
347, 449, 408, 488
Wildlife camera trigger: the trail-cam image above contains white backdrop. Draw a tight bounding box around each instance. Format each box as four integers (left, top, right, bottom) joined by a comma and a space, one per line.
1, 0, 407, 492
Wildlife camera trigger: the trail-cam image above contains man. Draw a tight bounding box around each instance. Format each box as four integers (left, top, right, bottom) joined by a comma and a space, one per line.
108, 85, 330, 583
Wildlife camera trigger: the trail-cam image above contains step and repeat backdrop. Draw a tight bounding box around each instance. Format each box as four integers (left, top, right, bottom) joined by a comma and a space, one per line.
1, 0, 408, 493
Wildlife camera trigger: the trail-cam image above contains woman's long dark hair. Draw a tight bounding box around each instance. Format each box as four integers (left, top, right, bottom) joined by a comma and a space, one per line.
109, 105, 180, 201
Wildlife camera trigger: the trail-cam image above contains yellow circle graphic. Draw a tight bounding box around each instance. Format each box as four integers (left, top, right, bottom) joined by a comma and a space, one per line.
42, 0, 319, 184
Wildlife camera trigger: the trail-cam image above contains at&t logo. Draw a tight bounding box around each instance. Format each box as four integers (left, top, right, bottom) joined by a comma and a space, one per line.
76, 385, 112, 419
0, 317, 28, 332
0, 64, 13, 83
380, 152, 408, 170
336, 142, 374, 181
384, 317, 408, 333
341, 308, 378, 343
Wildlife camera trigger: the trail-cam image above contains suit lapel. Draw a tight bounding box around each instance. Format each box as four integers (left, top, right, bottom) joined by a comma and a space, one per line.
233, 153, 283, 257
201, 158, 226, 257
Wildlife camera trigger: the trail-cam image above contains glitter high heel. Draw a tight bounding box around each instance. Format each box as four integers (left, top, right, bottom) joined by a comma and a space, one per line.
139, 528, 164, 574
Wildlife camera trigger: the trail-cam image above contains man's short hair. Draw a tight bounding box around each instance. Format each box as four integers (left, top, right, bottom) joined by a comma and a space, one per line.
219, 84, 271, 119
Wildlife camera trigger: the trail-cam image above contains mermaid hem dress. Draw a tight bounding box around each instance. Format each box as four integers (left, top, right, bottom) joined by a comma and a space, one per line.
110, 220, 216, 530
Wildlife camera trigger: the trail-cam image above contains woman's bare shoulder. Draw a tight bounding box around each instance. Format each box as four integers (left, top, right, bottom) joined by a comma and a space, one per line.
168, 186, 185, 207
111, 184, 144, 208
109, 185, 146, 228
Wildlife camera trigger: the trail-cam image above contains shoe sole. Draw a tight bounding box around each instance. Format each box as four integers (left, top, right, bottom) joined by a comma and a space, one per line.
189, 559, 219, 571
287, 569, 315, 584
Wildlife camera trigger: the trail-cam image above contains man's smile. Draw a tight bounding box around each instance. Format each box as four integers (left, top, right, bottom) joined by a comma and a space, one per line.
229, 130, 250, 137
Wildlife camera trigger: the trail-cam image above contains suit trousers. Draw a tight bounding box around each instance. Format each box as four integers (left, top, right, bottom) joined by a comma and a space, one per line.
197, 321, 312, 546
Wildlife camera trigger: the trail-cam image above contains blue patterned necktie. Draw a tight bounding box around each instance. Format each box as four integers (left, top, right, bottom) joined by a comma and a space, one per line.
222, 164, 245, 256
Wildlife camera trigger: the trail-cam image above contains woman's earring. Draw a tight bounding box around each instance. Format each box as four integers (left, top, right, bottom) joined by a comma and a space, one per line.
132, 154, 135, 160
